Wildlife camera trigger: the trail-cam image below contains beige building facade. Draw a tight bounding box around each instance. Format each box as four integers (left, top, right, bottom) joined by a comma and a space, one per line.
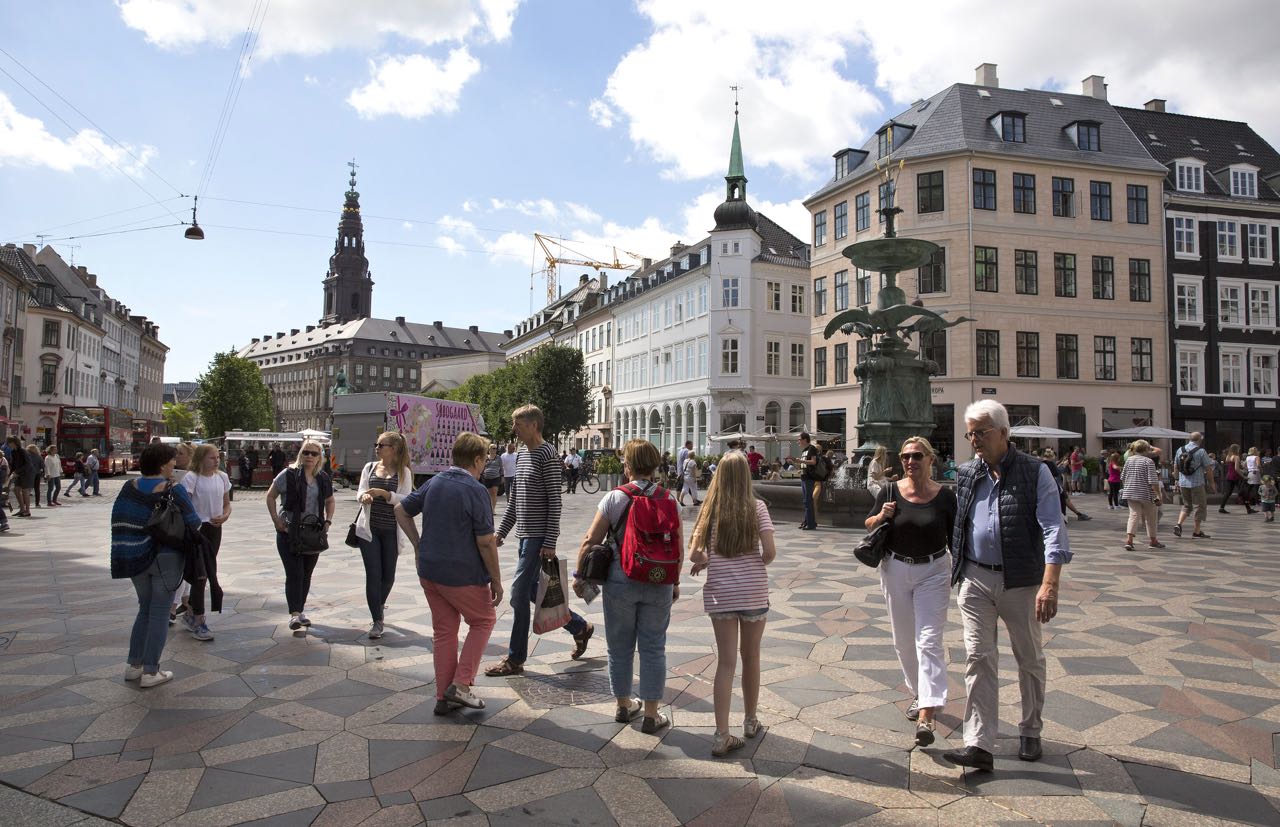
807, 66, 1170, 460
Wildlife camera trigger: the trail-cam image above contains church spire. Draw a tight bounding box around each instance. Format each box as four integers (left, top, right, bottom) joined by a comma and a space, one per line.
727, 88, 745, 181
321, 159, 374, 325
713, 90, 757, 232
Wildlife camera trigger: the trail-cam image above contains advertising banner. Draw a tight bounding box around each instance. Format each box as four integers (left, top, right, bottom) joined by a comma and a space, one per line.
386, 393, 485, 475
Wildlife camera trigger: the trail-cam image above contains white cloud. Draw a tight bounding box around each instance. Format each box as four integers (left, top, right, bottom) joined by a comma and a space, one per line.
401, 221, 414, 230
347, 49, 480, 119
599, 1, 1280, 181
302, 74, 319, 86
117, 0, 521, 57
0, 92, 158, 174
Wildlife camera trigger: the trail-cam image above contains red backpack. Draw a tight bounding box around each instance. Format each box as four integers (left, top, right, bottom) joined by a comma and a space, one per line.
612, 482, 682, 585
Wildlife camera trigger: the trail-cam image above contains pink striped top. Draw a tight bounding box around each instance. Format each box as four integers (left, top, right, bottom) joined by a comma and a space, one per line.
702, 499, 774, 614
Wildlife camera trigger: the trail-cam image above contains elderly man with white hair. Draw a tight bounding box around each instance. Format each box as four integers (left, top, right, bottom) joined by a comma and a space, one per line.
942, 399, 1071, 772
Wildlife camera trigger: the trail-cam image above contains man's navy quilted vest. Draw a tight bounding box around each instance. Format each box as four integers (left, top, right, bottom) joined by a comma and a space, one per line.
951, 444, 1046, 589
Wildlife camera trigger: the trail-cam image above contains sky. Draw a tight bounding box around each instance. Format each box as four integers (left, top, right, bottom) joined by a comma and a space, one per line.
3, 0, 1279, 381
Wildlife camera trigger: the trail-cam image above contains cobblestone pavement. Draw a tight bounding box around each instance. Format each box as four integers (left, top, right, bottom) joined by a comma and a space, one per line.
1, 480, 1280, 825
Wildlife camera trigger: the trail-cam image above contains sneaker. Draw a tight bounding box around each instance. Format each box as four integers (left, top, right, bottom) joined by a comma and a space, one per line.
1076, 513, 1092, 521
140, 670, 174, 688
181, 613, 198, 633
368, 621, 384, 640
444, 683, 485, 710
124, 664, 143, 681
905, 699, 920, 721
191, 623, 214, 641
641, 711, 670, 734
1172, 524, 1182, 538
288, 614, 303, 631
1192, 532, 1211, 539
571, 623, 594, 660
0, 524, 9, 532
297, 612, 312, 627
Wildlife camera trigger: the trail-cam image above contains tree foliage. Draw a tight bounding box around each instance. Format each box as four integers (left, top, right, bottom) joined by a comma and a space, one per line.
162, 402, 196, 439
443, 345, 589, 444
196, 350, 273, 438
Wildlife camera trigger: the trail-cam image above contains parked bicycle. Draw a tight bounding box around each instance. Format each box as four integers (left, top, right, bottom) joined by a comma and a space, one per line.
565, 460, 601, 494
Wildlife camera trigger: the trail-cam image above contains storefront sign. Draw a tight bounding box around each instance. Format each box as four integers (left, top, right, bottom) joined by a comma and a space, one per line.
981, 387, 998, 395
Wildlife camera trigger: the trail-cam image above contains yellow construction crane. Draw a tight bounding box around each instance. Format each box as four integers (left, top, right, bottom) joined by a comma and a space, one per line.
533, 233, 641, 305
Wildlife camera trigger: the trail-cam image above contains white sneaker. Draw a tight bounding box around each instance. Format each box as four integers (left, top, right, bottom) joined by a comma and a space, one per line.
288, 614, 303, 631
368, 621, 384, 640
124, 664, 143, 681
140, 670, 173, 688
297, 612, 312, 627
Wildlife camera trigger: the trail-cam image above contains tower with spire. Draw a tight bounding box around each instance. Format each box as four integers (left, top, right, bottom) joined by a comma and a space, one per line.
713, 92, 759, 233
321, 160, 374, 325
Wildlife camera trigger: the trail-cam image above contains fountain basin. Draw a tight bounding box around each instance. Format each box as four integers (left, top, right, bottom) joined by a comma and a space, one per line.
841, 237, 939, 274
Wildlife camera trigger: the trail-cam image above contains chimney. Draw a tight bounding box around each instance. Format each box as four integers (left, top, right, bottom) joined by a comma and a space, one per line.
290, 329, 299, 336
22, 243, 36, 256
1082, 75, 1107, 100
251, 337, 260, 344
975, 62, 999, 88
641, 257, 653, 270
468, 325, 479, 333
263, 334, 272, 341
395, 315, 405, 325
600, 273, 608, 291
670, 241, 686, 257
1144, 98, 1166, 112
579, 273, 590, 286
305, 325, 315, 333
277, 331, 285, 338
434, 320, 443, 328
503, 329, 513, 339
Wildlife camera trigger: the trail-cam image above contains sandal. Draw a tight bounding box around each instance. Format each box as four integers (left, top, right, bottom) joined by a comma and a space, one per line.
712, 731, 745, 757
641, 711, 670, 734
483, 658, 524, 677
615, 698, 642, 723
915, 719, 936, 747
743, 716, 760, 738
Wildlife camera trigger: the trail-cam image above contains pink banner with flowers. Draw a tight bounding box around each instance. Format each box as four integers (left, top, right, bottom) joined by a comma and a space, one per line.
385, 393, 484, 475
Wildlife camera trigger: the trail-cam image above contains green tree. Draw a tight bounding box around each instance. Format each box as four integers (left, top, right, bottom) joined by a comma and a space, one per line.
525, 345, 590, 442
444, 361, 532, 444
196, 350, 273, 438
162, 402, 195, 438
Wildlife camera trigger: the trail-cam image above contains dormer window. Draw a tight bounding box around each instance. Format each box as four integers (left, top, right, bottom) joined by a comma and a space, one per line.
1175, 160, 1204, 193
1000, 113, 1026, 143
1231, 167, 1258, 198
835, 153, 849, 179
1074, 121, 1101, 151
877, 128, 891, 158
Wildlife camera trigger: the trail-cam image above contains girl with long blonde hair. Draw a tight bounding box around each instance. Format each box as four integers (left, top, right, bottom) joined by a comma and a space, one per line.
354, 431, 415, 639
688, 452, 777, 757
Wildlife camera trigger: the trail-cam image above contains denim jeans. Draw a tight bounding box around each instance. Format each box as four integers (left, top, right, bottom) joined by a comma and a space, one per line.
602, 555, 672, 701
46, 477, 60, 505
358, 527, 398, 622
506, 536, 587, 664
800, 478, 816, 528
89, 468, 100, 494
128, 550, 184, 671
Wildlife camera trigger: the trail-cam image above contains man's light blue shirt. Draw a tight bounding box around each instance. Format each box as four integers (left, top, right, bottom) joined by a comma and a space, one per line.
1175, 442, 1213, 488
967, 460, 1071, 566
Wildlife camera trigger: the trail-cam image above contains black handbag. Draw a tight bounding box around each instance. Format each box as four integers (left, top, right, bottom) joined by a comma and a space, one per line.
145, 482, 188, 548
582, 544, 612, 583
291, 515, 329, 554
344, 519, 360, 548
854, 482, 896, 568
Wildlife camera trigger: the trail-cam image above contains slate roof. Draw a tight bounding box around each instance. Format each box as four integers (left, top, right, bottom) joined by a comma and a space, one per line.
1114, 106, 1280, 202
239, 316, 508, 360
0, 246, 77, 314
753, 212, 810, 266
807, 84, 1167, 205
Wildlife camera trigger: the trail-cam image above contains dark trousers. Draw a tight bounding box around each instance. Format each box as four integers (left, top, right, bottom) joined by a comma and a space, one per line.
801, 478, 817, 528
358, 527, 398, 622
567, 467, 579, 493
1221, 478, 1250, 510
189, 523, 222, 615
1107, 482, 1121, 508
276, 531, 320, 614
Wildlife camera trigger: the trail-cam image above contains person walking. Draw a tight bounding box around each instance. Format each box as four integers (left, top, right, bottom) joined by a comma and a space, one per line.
265, 439, 336, 631
65, 452, 86, 498
86, 448, 101, 496
746, 445, 765, 480
27, 444, 44, 510
6, 437, 32, 517
269, 443, 287, 477
1219, 444, 1253, 514
564, 448, 582, 494
500, 442, 518, 500
687, 451, 773, 755
1068, 446, 1084, 494
238, 451, 254, 490
1245, 447, 1262, 509
179, 444, 232, 641
1172, 432, 1214, 539
1105, 452, 1123, 510
573, 439, 681, 736
480, 444, 503, 511
1259, 476, 1277, 523
112, 442, 200, 688
943, 400, 1071, 772
678, 450, 700, 507
865, 436, 956, 748
1121, 440, 1164, 551
798, 432, 820, 530
354, 431, 414, 639
484, 405, 594, 677
43, 446, 62, 507
396, 432, 503, 713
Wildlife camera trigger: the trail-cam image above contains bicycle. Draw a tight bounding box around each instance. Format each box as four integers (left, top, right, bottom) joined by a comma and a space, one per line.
564, 462, 601, 495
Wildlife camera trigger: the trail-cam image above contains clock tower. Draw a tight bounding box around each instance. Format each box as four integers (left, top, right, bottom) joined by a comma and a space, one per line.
321, 160, 373, 325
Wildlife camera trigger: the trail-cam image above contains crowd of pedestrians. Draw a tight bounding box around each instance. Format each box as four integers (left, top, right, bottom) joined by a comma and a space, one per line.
94, 396, 1276, 771
1, 436, 105, 530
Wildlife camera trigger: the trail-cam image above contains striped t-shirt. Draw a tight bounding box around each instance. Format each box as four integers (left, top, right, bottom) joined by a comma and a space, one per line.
702, 499, 774, 614
1120, 455, 1160, 503
496, 441, 563, 549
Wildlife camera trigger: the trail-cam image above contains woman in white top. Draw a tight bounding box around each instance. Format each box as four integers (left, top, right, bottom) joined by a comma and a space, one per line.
43, 447, 62, 506
1246, 447, 1262, 506
354, 431, 415, 639
688, 452, 776, 757
180, 444, 232, 641
678, 453, 700, 506
866, 445, 897, 499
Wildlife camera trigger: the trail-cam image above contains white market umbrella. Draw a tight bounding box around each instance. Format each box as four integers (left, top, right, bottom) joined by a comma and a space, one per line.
1098, 426, 1191, 440
1010, 425, 1082, 438
298, 428, 332, 444
707, 429, 762, 443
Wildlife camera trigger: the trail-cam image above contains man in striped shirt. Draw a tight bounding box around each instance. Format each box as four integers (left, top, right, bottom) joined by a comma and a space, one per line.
484, 405, 594, 676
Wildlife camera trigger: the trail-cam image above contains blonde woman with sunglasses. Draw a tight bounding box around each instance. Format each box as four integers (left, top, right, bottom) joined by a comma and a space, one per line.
354, 432, 415, 639
266, 439, 336, 631
865, 436, 956, 748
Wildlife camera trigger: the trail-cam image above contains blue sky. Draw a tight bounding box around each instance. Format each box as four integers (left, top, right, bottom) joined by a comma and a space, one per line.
3, 1, 1278, 380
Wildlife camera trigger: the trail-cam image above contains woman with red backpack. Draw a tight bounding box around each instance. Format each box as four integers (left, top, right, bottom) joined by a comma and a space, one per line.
573, 439, 682, 736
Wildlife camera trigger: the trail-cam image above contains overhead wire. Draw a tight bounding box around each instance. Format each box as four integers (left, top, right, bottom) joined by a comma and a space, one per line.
2, 196, 186, 241
195, 0, 270, 198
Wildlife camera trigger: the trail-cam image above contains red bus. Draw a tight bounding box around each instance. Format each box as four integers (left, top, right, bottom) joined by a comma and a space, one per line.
130, 419, 165, 470
57, 406, 133, 476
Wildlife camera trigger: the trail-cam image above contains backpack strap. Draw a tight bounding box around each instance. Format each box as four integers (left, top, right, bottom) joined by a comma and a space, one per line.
608, 482, 648, 549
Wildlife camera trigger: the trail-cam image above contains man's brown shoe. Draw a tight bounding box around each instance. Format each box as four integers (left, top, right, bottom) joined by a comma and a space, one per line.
483, 658, 523, 677
571, 624, 594, 660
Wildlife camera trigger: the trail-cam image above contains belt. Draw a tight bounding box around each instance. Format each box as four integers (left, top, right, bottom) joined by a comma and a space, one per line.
966, 558, 1003, 572
887, 548, 948, 565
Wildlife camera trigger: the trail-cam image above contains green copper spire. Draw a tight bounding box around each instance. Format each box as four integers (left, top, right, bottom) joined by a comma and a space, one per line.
727, 113, 745, 180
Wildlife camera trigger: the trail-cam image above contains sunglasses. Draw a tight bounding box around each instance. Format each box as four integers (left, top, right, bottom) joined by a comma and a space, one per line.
899, 451, 926, 462
376, 443, 394, 449
300, 450, 320, 457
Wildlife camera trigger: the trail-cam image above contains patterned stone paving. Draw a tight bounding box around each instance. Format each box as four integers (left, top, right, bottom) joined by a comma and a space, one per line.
2, 480, 1280, 825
